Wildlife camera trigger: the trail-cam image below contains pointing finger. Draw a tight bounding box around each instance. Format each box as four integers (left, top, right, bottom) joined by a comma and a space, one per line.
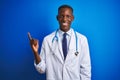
28, 32, 32, 40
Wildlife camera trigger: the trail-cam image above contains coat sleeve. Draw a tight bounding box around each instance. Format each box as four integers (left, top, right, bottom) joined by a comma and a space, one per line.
34, 38, 46, 74
80, 36, 91, 80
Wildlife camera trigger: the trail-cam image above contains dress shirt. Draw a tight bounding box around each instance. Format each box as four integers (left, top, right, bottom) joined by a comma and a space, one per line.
58, 28, 72, 52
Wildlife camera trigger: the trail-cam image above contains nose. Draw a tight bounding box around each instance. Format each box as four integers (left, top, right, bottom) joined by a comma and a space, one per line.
63, 16, 67, 22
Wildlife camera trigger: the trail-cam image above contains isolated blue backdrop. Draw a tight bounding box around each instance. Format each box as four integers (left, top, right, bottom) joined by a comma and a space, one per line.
0, 0, 120, 80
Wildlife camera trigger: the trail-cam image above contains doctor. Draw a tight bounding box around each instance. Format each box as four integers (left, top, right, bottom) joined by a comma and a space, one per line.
28, 5, 91, 80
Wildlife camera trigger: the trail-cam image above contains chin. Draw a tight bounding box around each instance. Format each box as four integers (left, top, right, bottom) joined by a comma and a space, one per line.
61, 27, 70, 32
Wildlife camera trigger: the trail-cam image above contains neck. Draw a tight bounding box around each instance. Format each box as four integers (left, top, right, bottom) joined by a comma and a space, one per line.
60, 28, 70, 32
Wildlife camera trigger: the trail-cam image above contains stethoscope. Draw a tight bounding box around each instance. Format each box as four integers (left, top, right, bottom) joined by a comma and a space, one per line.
52, 29, 79, 56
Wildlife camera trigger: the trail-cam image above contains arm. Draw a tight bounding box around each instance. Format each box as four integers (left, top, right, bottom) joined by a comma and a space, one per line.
34, 39, 46, 73
28, 32, 41, 64
28, 32, 46, 73
80, 37, 91, 80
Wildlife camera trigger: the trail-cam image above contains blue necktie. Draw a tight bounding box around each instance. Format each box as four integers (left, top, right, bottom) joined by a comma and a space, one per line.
62, 33, 67, 60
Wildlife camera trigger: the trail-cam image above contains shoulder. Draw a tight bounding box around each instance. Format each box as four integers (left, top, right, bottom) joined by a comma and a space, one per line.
74, 31, 88, 42
74, 31, 89, 47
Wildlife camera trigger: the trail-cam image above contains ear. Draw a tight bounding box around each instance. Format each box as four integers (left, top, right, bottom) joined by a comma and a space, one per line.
56, 15, 59, 21
71, 15, 74, 21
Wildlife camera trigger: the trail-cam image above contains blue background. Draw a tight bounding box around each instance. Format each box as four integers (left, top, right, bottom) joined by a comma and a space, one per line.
0, 0, 120, 80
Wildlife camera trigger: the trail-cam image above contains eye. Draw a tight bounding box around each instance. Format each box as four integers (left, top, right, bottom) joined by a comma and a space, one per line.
66, 15, 71, 18
59, 15, 64, 18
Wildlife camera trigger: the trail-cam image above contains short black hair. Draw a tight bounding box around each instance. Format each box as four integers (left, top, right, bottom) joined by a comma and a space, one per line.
58, 4, 73, 13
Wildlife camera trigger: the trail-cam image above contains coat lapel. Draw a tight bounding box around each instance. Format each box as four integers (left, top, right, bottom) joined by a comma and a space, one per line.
65, 29, 76, 62
51, 35, 64, 64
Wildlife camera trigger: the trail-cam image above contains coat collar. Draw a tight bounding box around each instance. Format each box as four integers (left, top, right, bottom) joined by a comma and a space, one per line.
58, 28, 72, 37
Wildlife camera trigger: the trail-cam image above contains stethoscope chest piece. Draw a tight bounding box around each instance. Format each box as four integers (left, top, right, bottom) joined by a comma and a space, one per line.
75, 52, 79, 56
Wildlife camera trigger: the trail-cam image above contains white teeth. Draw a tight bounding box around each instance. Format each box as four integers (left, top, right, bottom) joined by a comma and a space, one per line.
62, 23, 68, 26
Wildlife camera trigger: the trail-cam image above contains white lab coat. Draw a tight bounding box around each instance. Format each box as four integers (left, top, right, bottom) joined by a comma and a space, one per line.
34, 29, 91, 80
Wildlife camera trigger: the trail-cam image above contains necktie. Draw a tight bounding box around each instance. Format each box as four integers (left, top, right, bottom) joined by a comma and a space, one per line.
62, 33, 67, 60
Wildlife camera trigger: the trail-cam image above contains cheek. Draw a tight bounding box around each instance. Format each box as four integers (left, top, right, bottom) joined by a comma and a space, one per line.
69, 16, 74, 21
70, 17, 73, 21
68, 19, 73, 23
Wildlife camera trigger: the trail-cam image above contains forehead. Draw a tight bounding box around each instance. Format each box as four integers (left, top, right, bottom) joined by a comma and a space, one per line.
58, 8, 73, 14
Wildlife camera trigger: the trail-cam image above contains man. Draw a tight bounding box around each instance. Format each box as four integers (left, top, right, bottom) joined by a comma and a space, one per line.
28, 4, 91, 80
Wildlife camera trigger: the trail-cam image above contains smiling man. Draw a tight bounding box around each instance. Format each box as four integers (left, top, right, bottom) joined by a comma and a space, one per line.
28, 4, 91, 80
57, 5, 74, 32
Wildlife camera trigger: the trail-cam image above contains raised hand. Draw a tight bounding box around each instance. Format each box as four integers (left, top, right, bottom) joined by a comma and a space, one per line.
28, 32, 41, 64
28, 32, 39, 53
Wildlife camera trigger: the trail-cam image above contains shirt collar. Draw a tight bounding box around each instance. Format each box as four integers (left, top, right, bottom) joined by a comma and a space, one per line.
58, 28, 72, 37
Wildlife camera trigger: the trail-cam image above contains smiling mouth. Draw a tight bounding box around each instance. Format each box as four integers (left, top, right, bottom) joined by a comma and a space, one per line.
62, 22, 68, 26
